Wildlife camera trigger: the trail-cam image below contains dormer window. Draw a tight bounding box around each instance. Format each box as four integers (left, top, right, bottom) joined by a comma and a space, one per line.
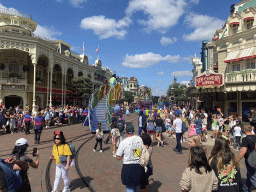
245, 18, 254, 30
230, 23, 239, 34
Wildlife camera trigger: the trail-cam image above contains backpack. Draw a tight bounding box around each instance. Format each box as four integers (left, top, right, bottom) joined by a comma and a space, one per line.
113, 128, 120, 139
117, 120, 124, 132
0, 159, 23, 192
147, 121, 155, 131
142, 115, 147, 127
59, 144, 76, 163
140, 144, 150, 173
247, 137, 256, 168
182, 121, 188, 132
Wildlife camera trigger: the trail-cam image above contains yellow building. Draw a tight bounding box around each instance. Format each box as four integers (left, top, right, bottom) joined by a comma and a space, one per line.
0, 9, 112, 111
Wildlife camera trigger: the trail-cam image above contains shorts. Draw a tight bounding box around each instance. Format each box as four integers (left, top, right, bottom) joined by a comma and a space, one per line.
166, 125, 171, 131
196, 128, 202, 135
147, 130, 156, 134
212, 126, 219, 130
155, 126, 162, 132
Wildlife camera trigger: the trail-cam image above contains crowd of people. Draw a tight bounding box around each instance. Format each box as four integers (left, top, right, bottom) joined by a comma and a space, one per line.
0, 103, 88, 136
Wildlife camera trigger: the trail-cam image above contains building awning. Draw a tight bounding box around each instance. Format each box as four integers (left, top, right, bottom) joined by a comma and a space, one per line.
238, 47, 256, 60
244, 17, 254, 21
224, 50, 240, 63
230, 22, 239, 26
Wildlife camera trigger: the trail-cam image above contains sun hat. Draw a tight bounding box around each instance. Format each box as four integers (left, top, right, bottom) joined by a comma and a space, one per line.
15, 138, 28, 146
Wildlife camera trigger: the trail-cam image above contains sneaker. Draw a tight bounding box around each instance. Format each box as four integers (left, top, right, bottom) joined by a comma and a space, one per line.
99, 150, 103, 153
173, 148, 178, 152
62, 189, 70, 192
93, 149, 96, 152
113, 154, 116, 157
206, 135, 208, 138
177, 151, 183, 155
180, 140, 183, 143
11, 132, 13, 134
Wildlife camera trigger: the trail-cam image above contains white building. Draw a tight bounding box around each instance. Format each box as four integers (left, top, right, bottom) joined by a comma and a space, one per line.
0, 8, 112, 111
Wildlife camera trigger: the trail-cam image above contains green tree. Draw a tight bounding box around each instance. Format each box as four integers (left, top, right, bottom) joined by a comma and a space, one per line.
123, 91, 134, 103
166, 83, 187, 102
151, 96, 160, 104
71, 76, 93, 104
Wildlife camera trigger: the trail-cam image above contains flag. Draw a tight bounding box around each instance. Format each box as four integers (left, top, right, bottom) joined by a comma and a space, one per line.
95, 45, 99, 52
83, 42, 85, 52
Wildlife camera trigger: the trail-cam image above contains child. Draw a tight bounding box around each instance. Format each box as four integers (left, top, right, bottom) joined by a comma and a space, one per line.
110, 122, 120, 157
165, 115, 171, 134
94, 122, 104, 152
233, 121, 242, 151
188, 120, 197, 136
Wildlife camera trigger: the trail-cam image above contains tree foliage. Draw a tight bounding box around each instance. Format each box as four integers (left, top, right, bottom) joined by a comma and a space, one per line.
71, 76, 93, 104
166, 83, 187, 102
123, 91, 134, 103
151, 96, 160, 104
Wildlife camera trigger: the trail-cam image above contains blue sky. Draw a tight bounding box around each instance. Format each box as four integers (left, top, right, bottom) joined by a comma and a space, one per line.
1, 0, 235, 95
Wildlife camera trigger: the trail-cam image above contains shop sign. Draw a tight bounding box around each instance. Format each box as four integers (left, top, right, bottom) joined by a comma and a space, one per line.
195, 72, 223, 88
2, 85, 25, 90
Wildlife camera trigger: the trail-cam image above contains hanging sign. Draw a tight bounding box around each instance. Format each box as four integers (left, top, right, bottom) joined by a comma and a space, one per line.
195, 71, 223, 89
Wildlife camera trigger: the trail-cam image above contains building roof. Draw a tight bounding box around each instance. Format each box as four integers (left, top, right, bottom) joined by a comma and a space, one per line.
129, 76, 137, 81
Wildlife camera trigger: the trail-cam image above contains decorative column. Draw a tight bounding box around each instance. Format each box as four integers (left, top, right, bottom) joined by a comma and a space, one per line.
32, 62, 37, 115
47, 71, 49, 107
49, 66, 53, 107
61, 74, 63, 108
64, 74, 67, 106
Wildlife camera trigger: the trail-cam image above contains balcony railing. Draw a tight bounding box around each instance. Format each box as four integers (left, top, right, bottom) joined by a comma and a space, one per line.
225, 70, 256, 83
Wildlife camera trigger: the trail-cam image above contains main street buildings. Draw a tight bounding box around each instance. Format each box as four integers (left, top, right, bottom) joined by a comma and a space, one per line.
188, 0, 256, 122
0, 8, 112, 112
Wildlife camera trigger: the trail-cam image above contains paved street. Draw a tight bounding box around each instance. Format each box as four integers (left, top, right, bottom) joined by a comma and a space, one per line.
0, 112, 255, 192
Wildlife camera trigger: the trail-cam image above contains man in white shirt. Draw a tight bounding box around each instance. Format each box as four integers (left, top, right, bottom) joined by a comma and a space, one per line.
172, 114, 183, 154
116, 124, 144, 192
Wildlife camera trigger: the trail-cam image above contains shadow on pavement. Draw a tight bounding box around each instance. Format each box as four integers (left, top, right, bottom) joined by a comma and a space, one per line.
103, 146, 110, 151
70, 176, 94, 191
148, 178, 162, 192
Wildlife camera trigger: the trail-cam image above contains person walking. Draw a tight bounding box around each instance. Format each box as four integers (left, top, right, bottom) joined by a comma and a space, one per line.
209, 137, 242, 192
155, 114, 164, 147
172, 114, 183, 154
194, 114, 203, 142
138, 111, 147, 136
104, 113, 117, 144
238, 125, 256, 192
180, 146, 218, 192
23, 112, 32, 135
110, 122, 120, 158
45, 108, 51, 128
116, 115, 126, 147
146, 115, 156, 143
33, 112, 44, 144
116, 124, 144, 192
51, 131, 72, 192
212, 114, 219, 140
93, 122, 104, 153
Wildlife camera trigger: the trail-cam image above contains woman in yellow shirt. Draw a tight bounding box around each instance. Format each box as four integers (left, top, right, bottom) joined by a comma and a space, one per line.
51, 131, 72, 192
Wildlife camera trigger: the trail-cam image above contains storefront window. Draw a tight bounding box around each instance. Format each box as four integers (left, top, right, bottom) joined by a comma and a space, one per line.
232, 24, 239, 34
228, 102, 237, 114
242, 102, 256, 122
233, 64, 240, 71
247, 61, 255, 69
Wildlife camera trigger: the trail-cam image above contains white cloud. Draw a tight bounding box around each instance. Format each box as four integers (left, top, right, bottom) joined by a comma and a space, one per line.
191, 0, 199, 4
157, 72, 165, 76
171, 70, 193, 77
34, 25, 62, 40
160, 36, 177, 46
183, 55, 194, 63
152, 88, 167, 96
181, 81, 190, 85
183, 13, 225, 41
69, 0, 86, 7
125, 0, 186, 33
80, 16, 132, 39
122, 52, 181, 68
0, 3, 18, 12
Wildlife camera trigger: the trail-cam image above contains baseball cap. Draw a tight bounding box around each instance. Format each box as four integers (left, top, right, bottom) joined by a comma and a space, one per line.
126, 124, 134, 134
15, 138, 28, 146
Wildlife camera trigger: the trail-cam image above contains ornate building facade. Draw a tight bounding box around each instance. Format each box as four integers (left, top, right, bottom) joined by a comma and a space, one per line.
0, 9, 112, 111
187, 0, 256, 122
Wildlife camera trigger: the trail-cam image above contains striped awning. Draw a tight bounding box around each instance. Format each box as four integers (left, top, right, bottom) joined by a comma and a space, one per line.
224, 50, 240, 63
238, 47, 256, 60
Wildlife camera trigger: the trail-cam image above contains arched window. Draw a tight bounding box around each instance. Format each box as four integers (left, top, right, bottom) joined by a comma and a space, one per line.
78, 72, 83, 77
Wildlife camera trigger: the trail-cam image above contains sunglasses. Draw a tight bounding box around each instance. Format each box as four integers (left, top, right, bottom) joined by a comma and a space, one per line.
54, 138, 61, 140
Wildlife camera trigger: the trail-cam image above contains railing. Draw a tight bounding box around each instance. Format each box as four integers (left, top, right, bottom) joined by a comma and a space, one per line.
225, 70, 256, 83
0, 8, 32, 19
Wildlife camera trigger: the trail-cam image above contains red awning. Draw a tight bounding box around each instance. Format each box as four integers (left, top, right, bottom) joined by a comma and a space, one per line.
244, 17, 254, 21
214, 65, 218, 69
230, 22, 239, 26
